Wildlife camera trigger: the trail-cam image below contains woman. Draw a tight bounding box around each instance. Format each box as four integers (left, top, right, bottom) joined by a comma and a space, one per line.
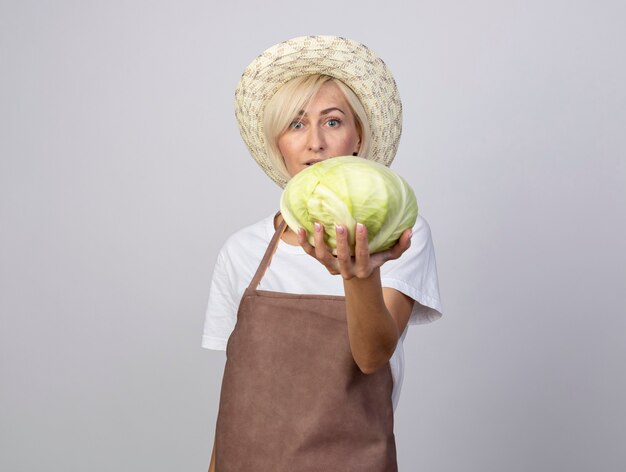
203, 36, 442, 471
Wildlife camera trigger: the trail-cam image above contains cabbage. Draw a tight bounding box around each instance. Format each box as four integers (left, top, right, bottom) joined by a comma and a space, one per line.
280, 156, 418, 255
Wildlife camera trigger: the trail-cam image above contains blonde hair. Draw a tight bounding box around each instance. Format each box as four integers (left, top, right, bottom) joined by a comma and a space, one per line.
262, 74, 371, 182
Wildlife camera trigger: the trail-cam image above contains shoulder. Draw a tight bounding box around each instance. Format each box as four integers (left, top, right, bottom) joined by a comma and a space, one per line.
381, 213, 442, 322
219, 214, 274, 260
383, 214, 434, 274
211, 214, 276, 286
411, 214, 433, 246
384, 215, 434, 267
208, 213, 276, 296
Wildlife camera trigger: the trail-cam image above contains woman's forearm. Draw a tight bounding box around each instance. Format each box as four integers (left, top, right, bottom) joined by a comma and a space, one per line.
343, 268, 399, 374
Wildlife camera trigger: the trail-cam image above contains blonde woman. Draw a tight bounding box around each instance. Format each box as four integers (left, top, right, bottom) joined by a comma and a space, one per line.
203, 36, 442, 471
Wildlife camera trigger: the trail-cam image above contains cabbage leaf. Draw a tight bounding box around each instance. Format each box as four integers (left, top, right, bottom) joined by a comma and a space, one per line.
280, 156, 418, 255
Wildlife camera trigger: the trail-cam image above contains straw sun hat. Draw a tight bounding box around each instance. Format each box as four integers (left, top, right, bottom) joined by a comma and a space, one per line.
235, 35, 403, 188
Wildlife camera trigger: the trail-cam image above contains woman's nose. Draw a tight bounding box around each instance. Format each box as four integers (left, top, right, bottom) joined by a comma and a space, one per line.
307, 127, 326, 151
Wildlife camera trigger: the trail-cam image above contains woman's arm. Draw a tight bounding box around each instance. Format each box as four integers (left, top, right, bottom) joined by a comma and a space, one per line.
344, 276, 413, 374
298, 222, 414, 373
344, 274, 413, 373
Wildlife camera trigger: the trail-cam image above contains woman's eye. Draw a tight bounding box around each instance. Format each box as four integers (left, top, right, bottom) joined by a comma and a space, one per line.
290, 120, 304, 129
327, 119, 340, 128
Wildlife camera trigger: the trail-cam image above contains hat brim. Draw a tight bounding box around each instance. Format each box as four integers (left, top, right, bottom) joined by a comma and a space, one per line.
235, 36, 403, 188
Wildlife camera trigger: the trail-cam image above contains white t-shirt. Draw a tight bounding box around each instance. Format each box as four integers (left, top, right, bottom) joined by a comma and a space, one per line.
202, 213, 442, 410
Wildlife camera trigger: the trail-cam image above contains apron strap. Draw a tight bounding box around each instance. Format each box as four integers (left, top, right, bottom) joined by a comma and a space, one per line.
248, 215, 288, 290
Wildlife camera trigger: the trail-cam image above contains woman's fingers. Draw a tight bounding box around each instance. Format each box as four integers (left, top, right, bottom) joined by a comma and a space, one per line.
312, 223, 340, 274
352, 223, 372, 278
373, 228, 412, 265
298, 225, 339, 274
299, 223, 412, 279
297, 227, 314, 253
390, 228, 412, 259
335, 224, 352, 278
313, 223, 328, 259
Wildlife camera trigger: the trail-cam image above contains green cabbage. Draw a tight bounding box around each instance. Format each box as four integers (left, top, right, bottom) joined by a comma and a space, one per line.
280, 156, 418, 255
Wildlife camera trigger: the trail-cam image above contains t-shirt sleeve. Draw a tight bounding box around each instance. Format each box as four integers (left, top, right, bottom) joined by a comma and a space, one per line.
381, 216, 443, 325
201, 250, 239, 350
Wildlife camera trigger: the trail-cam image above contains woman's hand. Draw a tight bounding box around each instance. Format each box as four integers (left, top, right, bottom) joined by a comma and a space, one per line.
296, 222, 412, 279
295, 221, 414, 373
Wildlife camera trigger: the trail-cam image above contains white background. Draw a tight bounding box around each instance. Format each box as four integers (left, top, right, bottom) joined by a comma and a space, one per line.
1, 1, 625, 470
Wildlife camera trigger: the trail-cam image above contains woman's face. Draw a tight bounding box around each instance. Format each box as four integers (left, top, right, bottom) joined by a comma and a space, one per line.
277, 82, 361, 177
